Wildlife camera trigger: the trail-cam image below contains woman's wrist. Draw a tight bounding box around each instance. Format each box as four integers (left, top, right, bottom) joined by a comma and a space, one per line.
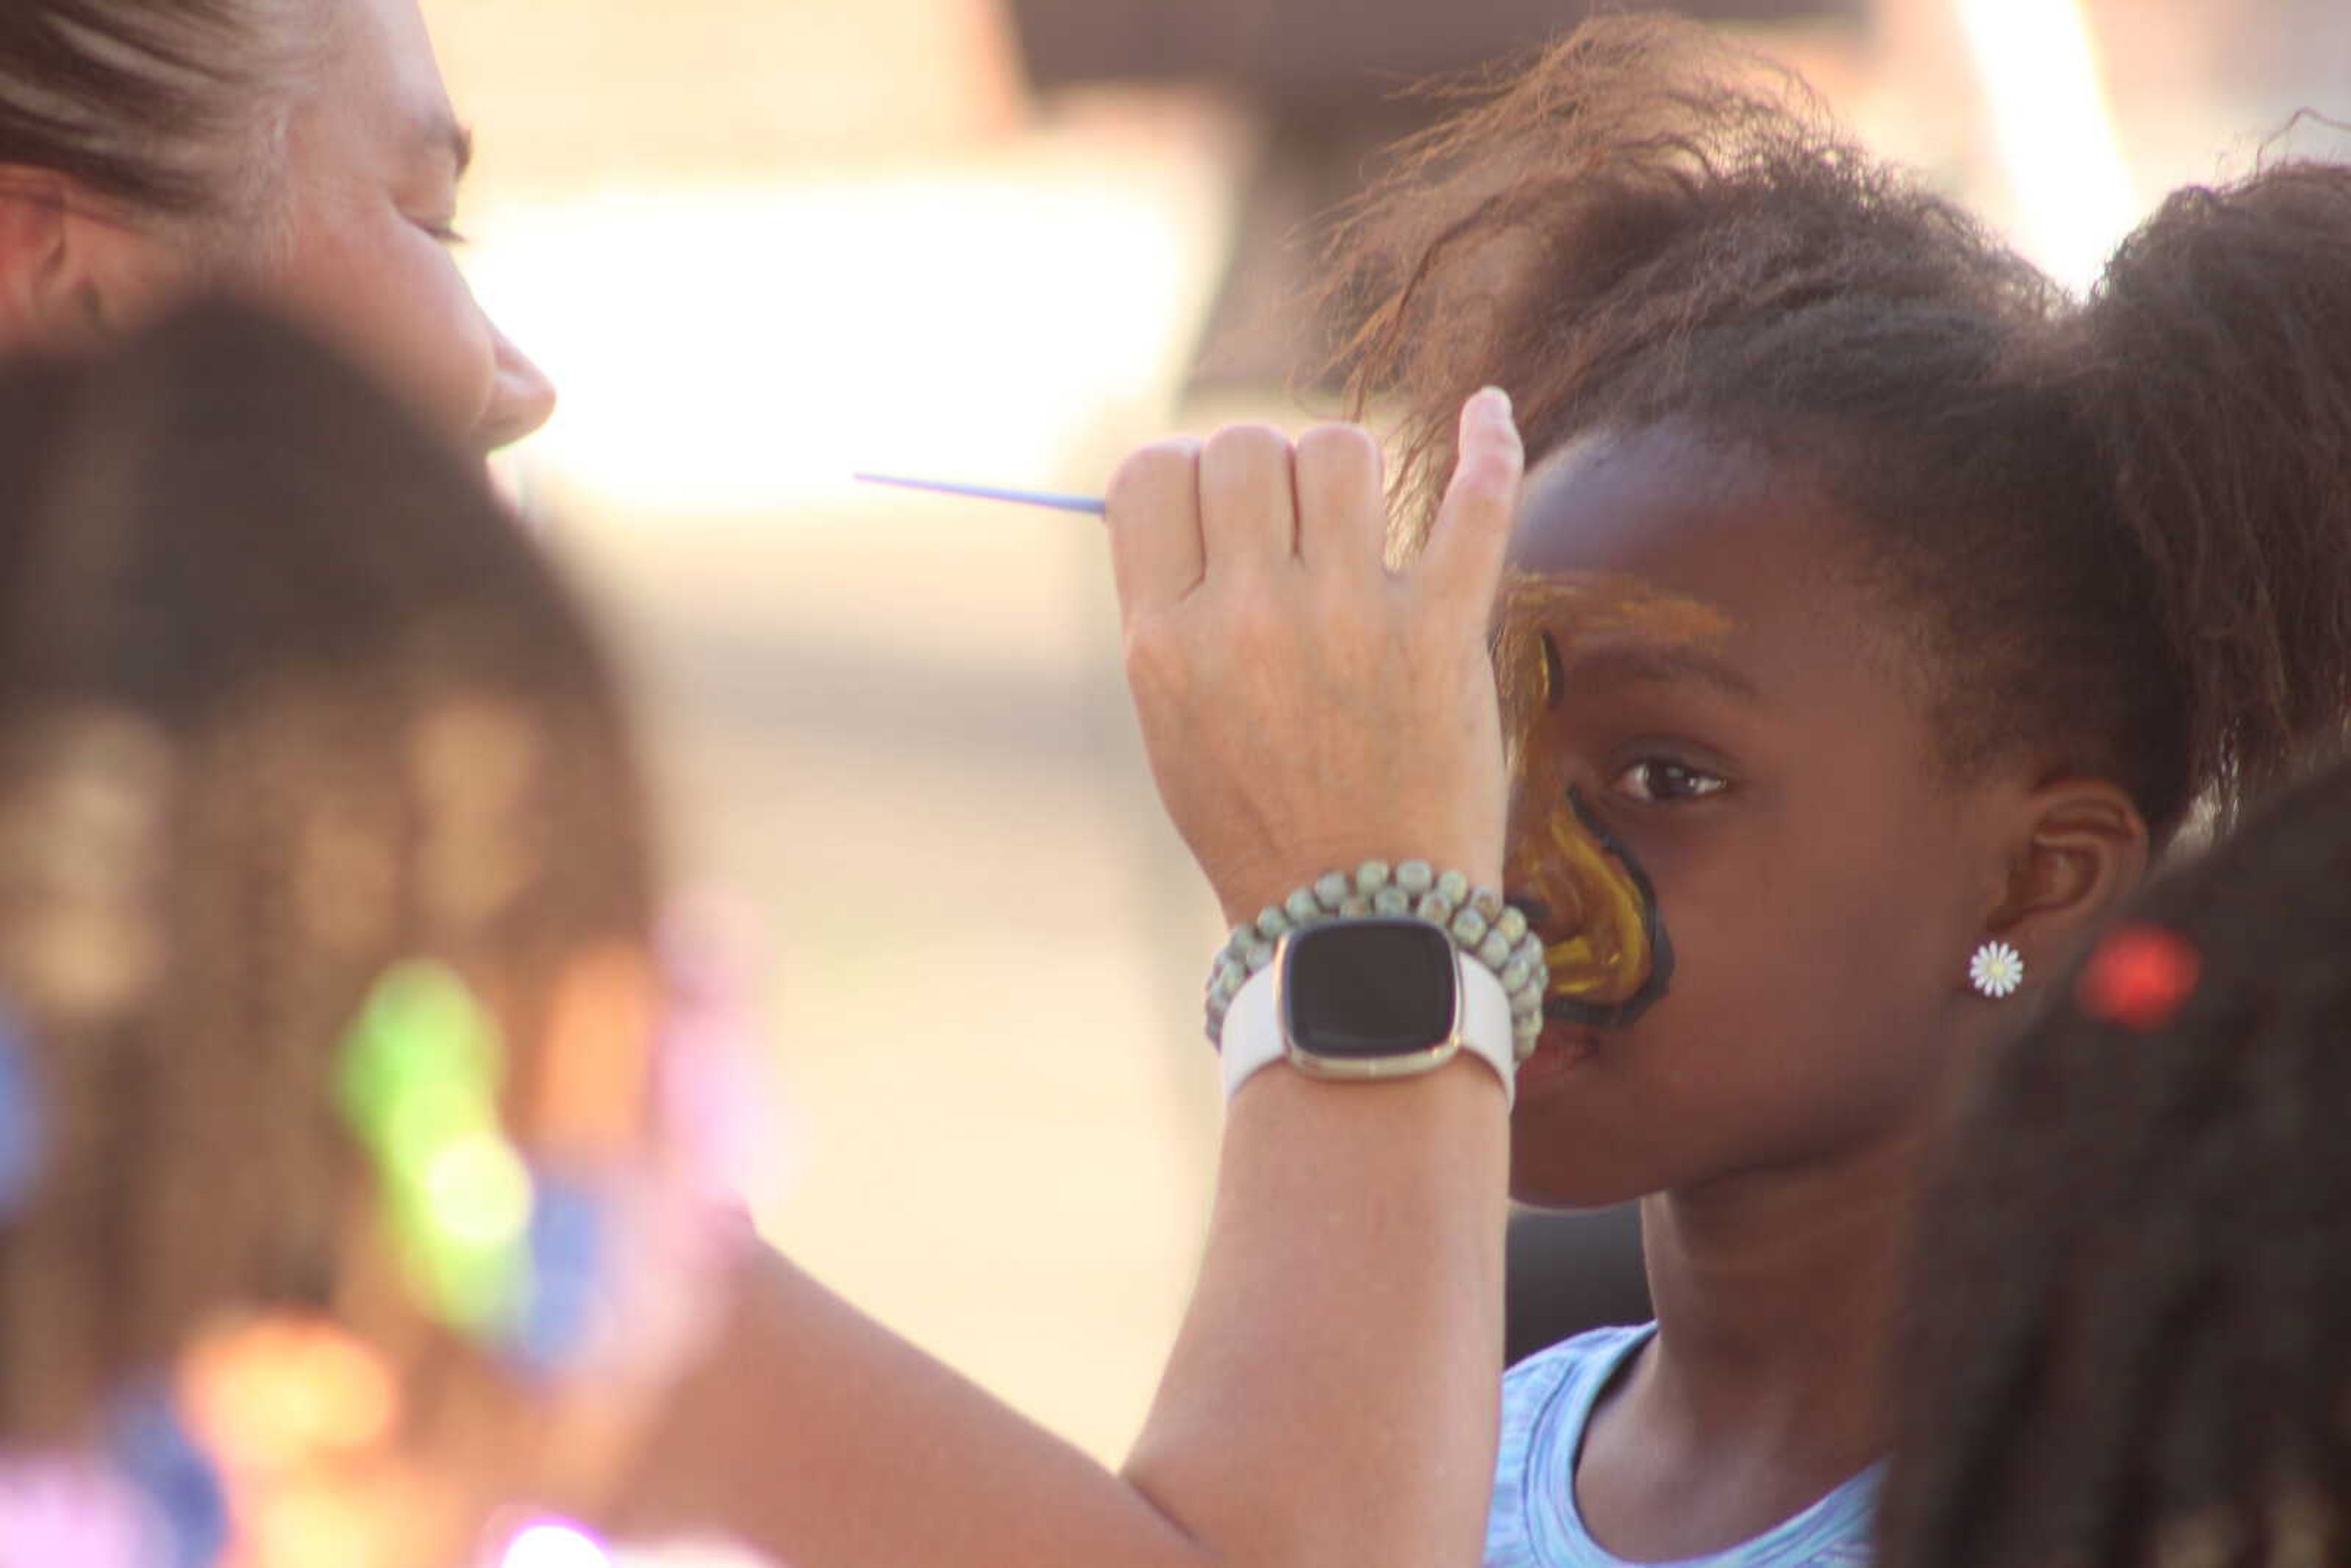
594, 1202, 771, 1542
1204, 860, 1549, 1065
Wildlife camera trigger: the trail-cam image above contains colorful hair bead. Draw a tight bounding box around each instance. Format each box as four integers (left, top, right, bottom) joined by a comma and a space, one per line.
510, 1174, 609, 1378
105, 1390, 230, 1568
659, 891, 792, 1210
0, 1007, 45, 1220
497, 1518, 613, 1567
179, 1316, 399, 1477
0, 1458, 152, 1568
334, 962, 534, 1337
2075, 923, 2203, 1032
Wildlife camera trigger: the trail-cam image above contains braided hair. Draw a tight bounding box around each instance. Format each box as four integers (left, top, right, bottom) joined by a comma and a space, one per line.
1877, 749, 2351, 1568
1320, 15, 2351, 840
0, 302, 656, 1446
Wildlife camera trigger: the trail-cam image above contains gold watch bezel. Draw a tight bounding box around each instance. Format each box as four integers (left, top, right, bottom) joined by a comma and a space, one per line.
1272, 922, 1467, 1082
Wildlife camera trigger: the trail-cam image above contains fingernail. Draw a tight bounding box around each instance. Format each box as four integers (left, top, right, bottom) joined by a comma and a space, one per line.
1474, 386, 1515, 426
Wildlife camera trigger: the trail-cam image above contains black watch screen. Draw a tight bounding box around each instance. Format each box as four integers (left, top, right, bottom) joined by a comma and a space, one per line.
1281, 918, 1460, 1059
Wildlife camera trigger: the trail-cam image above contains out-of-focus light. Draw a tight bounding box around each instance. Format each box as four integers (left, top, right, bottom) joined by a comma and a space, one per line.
501, 1520, 612, 1568
181, 1316, 402, 1474
1953, 0, 2137, 293
423, 1133, 536, 1249
249, 1487, 375, 1567
0, 1463, 148, 1568
460, 118, 1242, 525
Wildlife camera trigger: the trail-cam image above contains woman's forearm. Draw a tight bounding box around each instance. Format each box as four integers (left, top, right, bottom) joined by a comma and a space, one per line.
1123, 1060, 1509, 1568
617, 1059, 1506, 1568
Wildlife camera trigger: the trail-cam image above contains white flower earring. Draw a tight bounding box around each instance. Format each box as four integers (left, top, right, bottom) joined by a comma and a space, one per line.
1970, 940, 2025, 999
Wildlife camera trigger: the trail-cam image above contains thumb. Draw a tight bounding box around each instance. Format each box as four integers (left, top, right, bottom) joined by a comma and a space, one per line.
1417, 387, 1525, 612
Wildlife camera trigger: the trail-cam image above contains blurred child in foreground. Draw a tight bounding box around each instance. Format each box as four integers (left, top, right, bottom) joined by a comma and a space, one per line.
0, 304, 1529, 1567
1878, 749, 2351, 1568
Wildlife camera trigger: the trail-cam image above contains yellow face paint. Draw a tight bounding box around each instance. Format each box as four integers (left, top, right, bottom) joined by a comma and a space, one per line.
1496, 572, 1732, 1027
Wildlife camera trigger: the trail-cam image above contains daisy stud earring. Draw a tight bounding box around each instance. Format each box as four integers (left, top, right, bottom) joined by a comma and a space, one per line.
1970, 940, 2025, 999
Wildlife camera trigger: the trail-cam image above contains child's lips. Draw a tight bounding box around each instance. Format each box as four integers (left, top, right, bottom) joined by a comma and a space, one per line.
1514, 1020, 1602, 1097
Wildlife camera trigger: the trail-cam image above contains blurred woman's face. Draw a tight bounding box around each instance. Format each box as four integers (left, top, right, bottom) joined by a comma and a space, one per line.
6, 0, 553, 458
242, 0, 553, 456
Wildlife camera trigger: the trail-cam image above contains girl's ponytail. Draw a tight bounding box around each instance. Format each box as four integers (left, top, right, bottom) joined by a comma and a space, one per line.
2077, 162, 2351, 814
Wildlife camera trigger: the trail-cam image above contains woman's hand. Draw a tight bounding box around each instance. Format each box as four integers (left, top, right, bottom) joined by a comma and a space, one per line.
1104, 389, 1524, 927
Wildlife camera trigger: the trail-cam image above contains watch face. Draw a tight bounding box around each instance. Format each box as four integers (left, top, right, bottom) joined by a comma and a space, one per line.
1282, 919, 1459, 1058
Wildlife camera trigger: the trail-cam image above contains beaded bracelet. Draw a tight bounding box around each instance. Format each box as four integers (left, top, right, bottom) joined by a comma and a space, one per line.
1202, 860, 1551, 1063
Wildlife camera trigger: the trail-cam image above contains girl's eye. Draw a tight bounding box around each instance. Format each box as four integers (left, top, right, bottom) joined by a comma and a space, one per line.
1611, 758, 1727, 805
414, 217, 470, 247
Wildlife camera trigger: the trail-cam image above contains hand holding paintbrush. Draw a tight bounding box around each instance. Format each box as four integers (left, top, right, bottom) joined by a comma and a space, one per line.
1103, 394, 1522, 925
861, 391, 1524, 925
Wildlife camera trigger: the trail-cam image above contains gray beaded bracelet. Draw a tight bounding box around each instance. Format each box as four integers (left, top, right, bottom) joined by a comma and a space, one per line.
1203, 860, 1551, 1063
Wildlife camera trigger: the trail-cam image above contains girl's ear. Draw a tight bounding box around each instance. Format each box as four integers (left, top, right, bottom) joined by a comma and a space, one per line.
0, 169, 177, 351
1982, 778, 2150, 973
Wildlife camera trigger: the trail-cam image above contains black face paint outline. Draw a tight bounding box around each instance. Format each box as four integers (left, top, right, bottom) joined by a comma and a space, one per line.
1542, 786, 1676, 1032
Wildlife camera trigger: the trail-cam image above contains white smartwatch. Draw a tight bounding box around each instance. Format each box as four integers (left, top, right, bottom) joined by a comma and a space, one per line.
1218, 917, 1517, 1106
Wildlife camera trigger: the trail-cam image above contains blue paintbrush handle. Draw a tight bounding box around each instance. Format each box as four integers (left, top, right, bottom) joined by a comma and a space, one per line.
853, 473, 1106, 516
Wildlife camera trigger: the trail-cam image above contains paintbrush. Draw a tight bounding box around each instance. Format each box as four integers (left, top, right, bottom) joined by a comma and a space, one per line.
853, 472, 1106, 516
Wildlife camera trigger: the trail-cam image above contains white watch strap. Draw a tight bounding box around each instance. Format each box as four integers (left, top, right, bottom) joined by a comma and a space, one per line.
1218, 955, 1516, 1107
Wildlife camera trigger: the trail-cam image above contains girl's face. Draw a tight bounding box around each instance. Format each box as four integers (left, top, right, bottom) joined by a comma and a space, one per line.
1502, 422, 2004, 1207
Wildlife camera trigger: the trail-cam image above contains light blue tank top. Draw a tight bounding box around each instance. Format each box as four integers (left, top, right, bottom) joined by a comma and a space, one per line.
1487, 1324, 1880, 1568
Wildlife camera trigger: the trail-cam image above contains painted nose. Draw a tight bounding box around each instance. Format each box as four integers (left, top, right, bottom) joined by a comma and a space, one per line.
479, 323, 557, 451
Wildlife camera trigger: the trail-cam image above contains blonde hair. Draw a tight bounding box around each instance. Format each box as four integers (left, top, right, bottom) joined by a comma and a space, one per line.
0, 0, 324, 234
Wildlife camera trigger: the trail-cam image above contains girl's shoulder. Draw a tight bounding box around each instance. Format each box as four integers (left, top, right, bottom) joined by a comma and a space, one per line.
1504, 1322, 1655, 1412
1498, 1322, 1656, 1487
1490, 1324, 1655, 1568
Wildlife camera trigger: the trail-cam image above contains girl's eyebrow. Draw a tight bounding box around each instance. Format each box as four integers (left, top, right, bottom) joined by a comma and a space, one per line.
1564, 641, 1761, 702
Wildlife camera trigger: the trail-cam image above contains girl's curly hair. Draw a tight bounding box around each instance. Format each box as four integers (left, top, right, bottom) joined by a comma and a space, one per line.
1321, 15, 2351, 838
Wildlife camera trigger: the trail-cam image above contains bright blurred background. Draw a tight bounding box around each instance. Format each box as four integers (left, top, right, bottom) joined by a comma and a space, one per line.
421, 0, 2350, 1497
